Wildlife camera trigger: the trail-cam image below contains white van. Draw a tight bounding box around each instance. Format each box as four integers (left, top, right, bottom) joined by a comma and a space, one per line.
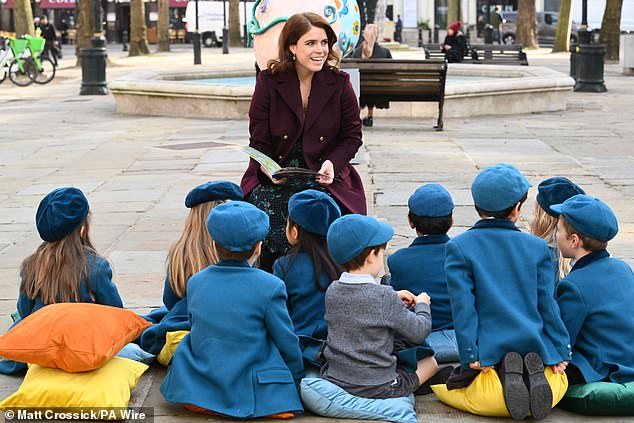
183, 0, 254, 47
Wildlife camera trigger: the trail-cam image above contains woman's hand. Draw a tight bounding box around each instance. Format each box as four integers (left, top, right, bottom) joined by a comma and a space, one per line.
260, 165, 286, 185
317, 160, 334, 186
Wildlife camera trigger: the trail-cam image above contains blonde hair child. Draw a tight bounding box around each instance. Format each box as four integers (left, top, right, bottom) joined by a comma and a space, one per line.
162, 181, 244, 308
531, 177, 585, 282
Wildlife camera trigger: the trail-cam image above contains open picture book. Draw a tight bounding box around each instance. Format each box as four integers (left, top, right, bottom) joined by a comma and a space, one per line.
240, 146, 334, 180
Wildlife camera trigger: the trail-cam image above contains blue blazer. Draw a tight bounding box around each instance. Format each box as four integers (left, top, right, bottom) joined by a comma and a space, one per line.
162, 275, 181, 311
274, 253, 331, 339
17, 254, 123, 318
445, 219, 571, 369
388, 234, 454, 331
557, 250, 634, 383
138, 274, 190, 354
160, 260, 304, 418
1, 254, 123, 375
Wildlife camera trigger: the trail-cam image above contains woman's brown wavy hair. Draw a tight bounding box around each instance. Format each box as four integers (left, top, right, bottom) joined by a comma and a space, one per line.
268, 12, 340, 75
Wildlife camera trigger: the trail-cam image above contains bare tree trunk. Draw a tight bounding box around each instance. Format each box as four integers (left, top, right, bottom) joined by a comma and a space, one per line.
229, 0, 241, 47
157, 0, 170, 52
75, 0, 94, 64
599, 0, 624, 60
517, 0, 538, 48
553, 0, 572, 52
12, 0, 34, 37
448, 0, 459, 26
130, 0, 150, 56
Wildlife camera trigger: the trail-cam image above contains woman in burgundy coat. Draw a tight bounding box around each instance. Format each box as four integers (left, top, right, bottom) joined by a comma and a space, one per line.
241, 12, 366, 271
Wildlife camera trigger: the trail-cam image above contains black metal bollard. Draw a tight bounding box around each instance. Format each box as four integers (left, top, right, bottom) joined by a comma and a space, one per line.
569, 42, 578, 80
428, 28, 432, 44
574, 43, 607, 92
417, 28, 423, 48
192, 32, 202, 65
80, 36, 108, 95
222, 28, 229, 54
122, 30, 128, 52
433, 25, 439, 44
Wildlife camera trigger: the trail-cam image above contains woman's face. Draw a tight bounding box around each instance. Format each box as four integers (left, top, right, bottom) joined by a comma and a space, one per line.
447, 27, 455, 36
289, 25, 329, 76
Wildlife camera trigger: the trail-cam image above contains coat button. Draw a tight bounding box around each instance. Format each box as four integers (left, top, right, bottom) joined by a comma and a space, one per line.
283, 135, 288, 140
319, 136, 324, 142
278, 155, 283, 161
318, 158, 323, 163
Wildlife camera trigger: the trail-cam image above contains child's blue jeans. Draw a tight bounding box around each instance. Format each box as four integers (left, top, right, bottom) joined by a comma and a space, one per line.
426, 329, 459, 363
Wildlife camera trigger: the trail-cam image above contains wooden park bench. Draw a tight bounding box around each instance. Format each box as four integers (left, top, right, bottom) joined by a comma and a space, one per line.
341, 58, 448, 131
423, 43, 529, 66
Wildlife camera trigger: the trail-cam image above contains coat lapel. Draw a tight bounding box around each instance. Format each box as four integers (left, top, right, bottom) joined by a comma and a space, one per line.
274, 72, 303, 124
304, 68, 337, 130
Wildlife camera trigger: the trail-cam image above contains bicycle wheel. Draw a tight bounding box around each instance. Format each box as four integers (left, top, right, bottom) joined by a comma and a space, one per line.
32, 57, 56, 84
8, 58, 35, 86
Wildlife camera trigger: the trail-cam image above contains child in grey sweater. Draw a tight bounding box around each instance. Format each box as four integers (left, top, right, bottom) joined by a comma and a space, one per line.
322, 214, 439, 399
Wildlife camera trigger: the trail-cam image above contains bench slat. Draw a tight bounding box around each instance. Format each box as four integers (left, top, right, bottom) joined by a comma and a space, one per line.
341, 58, 447, 130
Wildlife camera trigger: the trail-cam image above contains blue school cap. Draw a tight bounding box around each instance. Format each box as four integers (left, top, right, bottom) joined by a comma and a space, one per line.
408, 184, 455, 217
36, 187, 90, 242
288, 190, 341, 236
327, 214, 394, 264
550, 195, 618, 242
207, 201, 269, 251
471, 163, 532, 212
536, 177, 585, 217
185, 181, 243, 208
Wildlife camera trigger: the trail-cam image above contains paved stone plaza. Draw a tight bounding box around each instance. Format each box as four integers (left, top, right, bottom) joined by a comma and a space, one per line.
0, 44, 633, 422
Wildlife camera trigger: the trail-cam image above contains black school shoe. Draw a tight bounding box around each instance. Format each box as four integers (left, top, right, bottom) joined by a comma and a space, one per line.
524, 352, 553, 420
362, 117, 373, 127
499, 352, 530, 420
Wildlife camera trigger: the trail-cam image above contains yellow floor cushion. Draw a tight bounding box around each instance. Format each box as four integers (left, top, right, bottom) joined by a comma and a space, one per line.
156, 330, 189, 366
432, 367, 568, 417
0, 356, 148, 415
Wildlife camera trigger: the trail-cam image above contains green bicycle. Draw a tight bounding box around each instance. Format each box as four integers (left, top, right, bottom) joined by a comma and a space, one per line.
24, 35, 56, 84
0, 36, 36, 86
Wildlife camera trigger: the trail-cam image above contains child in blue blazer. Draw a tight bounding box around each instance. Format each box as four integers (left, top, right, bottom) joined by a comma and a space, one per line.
139, 181, 243, 354
388, 183, 458, 363
160, 201, 304, 419
273, 190, 342, 372
530, 177, 585, 283
553, 195, 634, 385
445, 164, 570, 420
0, 187, 123, 375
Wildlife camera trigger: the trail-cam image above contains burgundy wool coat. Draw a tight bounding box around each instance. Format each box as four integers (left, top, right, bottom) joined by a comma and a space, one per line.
241, 66, 367, 215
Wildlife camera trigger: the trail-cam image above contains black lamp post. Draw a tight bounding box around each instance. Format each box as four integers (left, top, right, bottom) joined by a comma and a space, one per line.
79, 0, 108, 95
573, 0, 607, 92
192, 0, 201, 64
222, 0, 228, 54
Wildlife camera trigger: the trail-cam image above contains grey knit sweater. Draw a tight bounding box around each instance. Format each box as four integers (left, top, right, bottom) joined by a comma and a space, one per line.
321, 274, 432, 386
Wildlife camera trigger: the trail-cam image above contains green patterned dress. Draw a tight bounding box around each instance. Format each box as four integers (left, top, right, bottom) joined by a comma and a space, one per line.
249, 141, 328, 257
